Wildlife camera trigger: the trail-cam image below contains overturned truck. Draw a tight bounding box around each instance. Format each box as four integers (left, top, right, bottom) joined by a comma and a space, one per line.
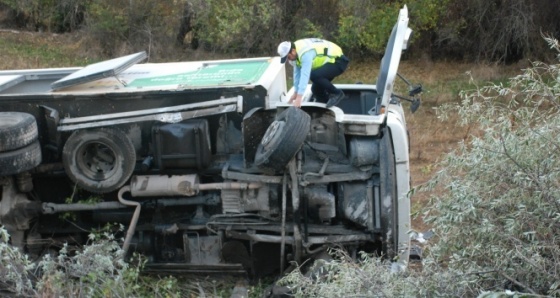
0, 6, 418, 275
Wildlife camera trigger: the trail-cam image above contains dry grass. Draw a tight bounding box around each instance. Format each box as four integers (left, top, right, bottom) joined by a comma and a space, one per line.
0, 29, 525, 236
0, 30, 88, 69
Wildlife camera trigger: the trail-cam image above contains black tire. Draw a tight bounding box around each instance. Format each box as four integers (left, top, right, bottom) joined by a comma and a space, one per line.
62, 127, 136, 193
254, 107, 310, 172
0, 140, 42, 176
379, 127, 398, 260
0, 112, 39, 152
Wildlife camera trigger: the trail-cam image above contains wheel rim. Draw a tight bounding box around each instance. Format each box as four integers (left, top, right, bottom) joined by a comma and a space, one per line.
260, 121, 284, 147
76, 141, 118, 181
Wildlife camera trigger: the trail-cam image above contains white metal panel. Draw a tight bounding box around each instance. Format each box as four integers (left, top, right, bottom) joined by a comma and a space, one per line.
387, 110, 411, 266
377, 5, 410, 112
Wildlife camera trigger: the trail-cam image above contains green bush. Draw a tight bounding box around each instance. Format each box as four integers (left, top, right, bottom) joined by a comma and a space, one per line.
189, 0, 282, 55
337, 0, 450, 56
82, 0, 182, 57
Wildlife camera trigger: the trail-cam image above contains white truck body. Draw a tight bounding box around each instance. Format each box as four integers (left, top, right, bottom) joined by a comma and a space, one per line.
0, 6, 416, 275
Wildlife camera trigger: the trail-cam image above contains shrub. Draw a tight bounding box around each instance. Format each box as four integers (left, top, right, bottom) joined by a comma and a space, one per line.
277, 248, 484, 297
0, 226, 181, 297
337, 0, 450, 57
0, 228, 37, 297
423, 35, 560, 296
278, 36, 560, 297
81, 0, 183, 57
189, 0, 282, 55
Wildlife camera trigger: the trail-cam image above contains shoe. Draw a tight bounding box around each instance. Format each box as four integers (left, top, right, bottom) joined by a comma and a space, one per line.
326, 91, 345, 108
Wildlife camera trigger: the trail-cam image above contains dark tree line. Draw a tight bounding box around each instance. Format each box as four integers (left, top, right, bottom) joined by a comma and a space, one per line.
431, 0, 560, 63
0, 0, 558, 63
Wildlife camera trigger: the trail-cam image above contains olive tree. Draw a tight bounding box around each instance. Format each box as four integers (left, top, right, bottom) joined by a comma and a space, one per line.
423, 35, 560, 296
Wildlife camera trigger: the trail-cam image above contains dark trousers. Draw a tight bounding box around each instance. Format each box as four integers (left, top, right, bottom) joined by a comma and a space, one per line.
310, 55, 349, 103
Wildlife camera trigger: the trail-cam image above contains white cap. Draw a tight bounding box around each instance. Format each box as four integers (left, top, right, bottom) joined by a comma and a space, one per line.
277, 41, 291, 63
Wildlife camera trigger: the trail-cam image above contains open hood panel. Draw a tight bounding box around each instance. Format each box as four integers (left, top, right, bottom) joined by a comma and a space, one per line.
376, 5, 412, 112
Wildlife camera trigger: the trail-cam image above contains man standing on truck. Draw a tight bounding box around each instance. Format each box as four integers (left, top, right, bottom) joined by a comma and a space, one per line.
277, 38, 349, 108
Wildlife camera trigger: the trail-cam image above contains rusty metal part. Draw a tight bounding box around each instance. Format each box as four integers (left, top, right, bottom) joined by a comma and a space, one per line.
367, 180, 375, 231
0, 177, 41, 230
301, 157, 329, 186
222, 165, 283, 184
280, 172, 287, 273
130, 174, 263, 197
142, 263, 246, 276
205, 214, 271, 234
221, 184, 270, 213
304, 186, 335, 222
117, 185, 140, 253
61, 104, 239, 131
198, 181, 262, 191
42, 201, 127, 214
183, 232, 222, 265
15, 172, 33, 192
288, 158, 303, 263
302, 170, 372, 184
288, 159, 299, 210
225, 230, 371, 245
58, 96, 242, 131
31, 162, 64, 173
131, 175, 200, 197
42, 195, 219, 214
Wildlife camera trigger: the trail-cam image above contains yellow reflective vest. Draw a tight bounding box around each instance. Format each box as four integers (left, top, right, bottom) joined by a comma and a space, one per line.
294, 38, 343, 69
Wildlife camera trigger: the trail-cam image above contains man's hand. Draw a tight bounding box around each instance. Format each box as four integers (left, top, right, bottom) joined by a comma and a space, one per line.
288, 93, 297, 104
288, 94, 303, 108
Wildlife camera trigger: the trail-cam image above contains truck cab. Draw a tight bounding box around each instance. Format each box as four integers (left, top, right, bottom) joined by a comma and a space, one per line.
0, 6, 417, 275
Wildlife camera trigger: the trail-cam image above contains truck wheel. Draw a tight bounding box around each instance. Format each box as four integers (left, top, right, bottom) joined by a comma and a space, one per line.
0, 140, 42, 176
379, 127, 399, 260
0, 112, 39, 152
254, 107, 310, 172
63, 127, 136, 193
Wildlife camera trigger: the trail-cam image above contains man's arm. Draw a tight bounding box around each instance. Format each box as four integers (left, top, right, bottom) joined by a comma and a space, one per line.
291, 51, 315, 107
296, 51, 314, 95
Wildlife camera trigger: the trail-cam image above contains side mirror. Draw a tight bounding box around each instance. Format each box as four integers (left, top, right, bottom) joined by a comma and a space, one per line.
410, 99, 421, 113
409, 84, 422, 96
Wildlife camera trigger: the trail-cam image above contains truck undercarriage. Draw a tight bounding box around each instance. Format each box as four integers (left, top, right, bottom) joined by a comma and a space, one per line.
0, 5, 416, 277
